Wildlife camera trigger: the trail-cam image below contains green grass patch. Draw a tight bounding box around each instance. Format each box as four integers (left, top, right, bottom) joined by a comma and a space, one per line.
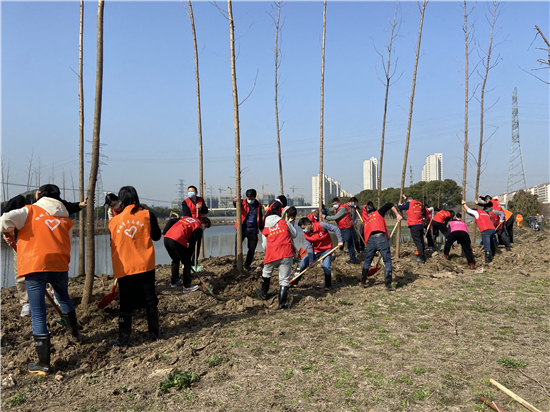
7, 392, 25, 408
497, 357, 527, 369
205, 354, 224, 368
160, 370, 200, 393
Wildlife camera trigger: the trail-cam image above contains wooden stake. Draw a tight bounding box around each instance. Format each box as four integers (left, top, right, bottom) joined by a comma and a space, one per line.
489, 379, 542, 412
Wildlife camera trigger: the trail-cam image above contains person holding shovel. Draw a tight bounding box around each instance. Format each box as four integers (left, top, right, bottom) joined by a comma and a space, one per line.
1, 184, 82, 375
233, 189, 264, 272
360, 201, 402, 291
463, 200, 502, 263
256, 202, 297, 309
398, 195, 428, 263
109, 186, 162, 347
323, 197, 356, 265
293, 217, 344, 290
442, 212, 476, 270
163, 215, 211, 292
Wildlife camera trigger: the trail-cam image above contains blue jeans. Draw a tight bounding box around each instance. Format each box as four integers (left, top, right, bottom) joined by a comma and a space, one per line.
341, 227, 356, 263
480, 229, 496, 253
362, 235, 392, 272
25, 272, 75, 335
300, 250, 332, 275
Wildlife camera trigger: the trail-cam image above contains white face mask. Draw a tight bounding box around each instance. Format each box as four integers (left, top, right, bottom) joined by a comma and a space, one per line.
349, 203, 355, 207
302, 228, 310, 233
247, 199, 254, 204
333, 204, 339, 210
201, 225, 207, 231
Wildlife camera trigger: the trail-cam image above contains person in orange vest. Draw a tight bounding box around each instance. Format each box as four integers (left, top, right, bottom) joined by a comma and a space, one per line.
163, 216, 211, 292
463, 200, 503, 262
233, 189, 264, 271
516, 214, 523, 227
397, 195, 428, 263
323, 197, 356, 264
1, 184, 82, 375
443, 212, 476, 270
360, 201, 402, 291
295, 217, 344, 290
257, 201, 297, 308
109, 186, 162, 347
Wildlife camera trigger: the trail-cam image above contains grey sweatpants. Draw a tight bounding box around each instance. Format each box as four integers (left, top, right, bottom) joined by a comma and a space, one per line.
262, 256, 293, 287
14, 252, 29, 306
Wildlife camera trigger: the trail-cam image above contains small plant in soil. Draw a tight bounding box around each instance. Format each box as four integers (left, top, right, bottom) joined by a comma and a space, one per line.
160, 370, 200, 393
206, 354, 224, 368
497, 357, 527, 369
7, 392, 25, 408
283, 368, 294, 380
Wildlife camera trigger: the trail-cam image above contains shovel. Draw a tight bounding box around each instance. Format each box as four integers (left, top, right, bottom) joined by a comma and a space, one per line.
98, 279, 119, 309
190, 266, 223, 301
289, 245, 339, 285
193, 242, 203, 272
367, 221, 400, 276
298, 247, 307, 259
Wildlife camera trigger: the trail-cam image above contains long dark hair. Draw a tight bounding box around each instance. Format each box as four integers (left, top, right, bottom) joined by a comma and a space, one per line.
118, 186, 143, 215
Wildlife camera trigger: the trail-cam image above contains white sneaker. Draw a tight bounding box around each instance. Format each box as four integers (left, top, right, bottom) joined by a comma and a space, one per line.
171, 279, 184, 288
182, 285, 199, 294
20, 304, 31, 317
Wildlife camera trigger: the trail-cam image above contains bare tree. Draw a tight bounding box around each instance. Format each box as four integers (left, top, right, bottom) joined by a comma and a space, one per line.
78, 0, 86, 277
473, 1, 502, 243
25, 150, 34, 191
82, 0, 104, 309
318, 0, 327, 219
34, 157, 42, 188
272, 1, 285, 196
375, 2, 401, 208
183, 0, 206, 258
62, 170, 66, 199
396, 0, 427, 258
1, 158, 10, 201
459, 0, 477, 221
228, 0, 244, 271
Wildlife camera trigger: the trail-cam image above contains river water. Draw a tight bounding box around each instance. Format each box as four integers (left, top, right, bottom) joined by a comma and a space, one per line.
1, 224, 412, 289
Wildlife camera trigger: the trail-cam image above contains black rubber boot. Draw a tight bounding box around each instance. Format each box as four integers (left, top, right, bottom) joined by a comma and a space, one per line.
278, 286, 289, 309
385, 271, 395, 292
324, 274, 332, 291
61, 310, 82, 345
146, 308, 161, 341
360, 267, 369, 288
256, 276, 271, 300
112, 312, 132, 347
28, 334, 51, 375
485, 250, 492, 263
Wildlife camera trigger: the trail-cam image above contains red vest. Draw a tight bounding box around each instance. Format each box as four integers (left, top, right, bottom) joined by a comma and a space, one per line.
303, 221, 333, 253
234, 200, 261, 230
433, 210, 451, 224
165, 217, 201, 247
406, 200, 424, 226
335, 203, 353, 230
363, 210, 389, 240
109, 207, 155, 279
184, 196, 205, 218
491, 199, 502, 211
16, 205, 73, 277
262, 219, 294, 264
307, 211, 317, 222
474, 209, 495, 232
487, 210, 500, 227
263, 200, 282, 225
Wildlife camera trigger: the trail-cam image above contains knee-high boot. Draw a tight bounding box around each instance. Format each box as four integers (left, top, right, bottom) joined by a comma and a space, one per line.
146, 308, 161, 341
112, 312, 132, 347
28, 334, 51, 375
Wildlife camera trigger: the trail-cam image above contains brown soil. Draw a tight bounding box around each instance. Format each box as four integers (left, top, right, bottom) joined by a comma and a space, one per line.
1, 228, 549, 411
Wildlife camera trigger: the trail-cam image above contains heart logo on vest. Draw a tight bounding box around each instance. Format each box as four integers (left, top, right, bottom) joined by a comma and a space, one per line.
124, 226, 137, 238
45, 219, 61, 231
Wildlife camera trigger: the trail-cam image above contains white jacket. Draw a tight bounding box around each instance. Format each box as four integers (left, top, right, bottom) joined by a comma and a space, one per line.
1, 197, 72, 239
261, 215, 297, 250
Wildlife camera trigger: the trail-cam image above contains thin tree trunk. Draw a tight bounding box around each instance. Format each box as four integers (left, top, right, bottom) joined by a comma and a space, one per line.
461, 0, 469, 221
78, 0, 85, 276
396, 0, 427, 258
318, 0, 327, 218
377, 3, 400, 209
186, 0, 206, 260
82, 0, 104, 309
274, 1, 284, 196
228, 0, 243, 272
474, 1, 499, 243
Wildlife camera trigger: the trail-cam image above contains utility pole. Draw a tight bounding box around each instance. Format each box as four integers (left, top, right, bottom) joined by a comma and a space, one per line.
506, 87, 528, 201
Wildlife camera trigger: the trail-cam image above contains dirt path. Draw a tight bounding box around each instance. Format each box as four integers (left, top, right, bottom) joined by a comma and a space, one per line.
1, 228, 549, 411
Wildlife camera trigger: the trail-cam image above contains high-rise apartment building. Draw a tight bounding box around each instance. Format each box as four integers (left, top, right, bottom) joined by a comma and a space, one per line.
312, 174, 349, 206
421, 153, 443, 182
363, 157, 378, 190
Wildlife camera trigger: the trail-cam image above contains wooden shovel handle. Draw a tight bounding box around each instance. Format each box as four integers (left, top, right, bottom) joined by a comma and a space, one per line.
45, 291, 62, 316
290, 245, 339, 284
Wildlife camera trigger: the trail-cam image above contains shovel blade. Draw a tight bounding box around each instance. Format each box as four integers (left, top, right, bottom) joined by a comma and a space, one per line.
98, 291, 119, 309
298, 248, 307, 259
193, 265, 203, 272
368, 264, 381, 276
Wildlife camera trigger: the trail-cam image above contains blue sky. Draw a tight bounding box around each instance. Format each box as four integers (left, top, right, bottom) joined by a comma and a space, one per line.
1, 0, 548, 206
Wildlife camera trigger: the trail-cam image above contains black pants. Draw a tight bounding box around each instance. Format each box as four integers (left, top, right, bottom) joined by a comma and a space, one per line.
164, 237, 193, 287
410, 225, 425, 259
496, 227, 511, 248
235, 229, 258, 267
355, 225, 365, 251
426, 229, 434, 248
505, 216, 515, 243
432, 221, 448, 241
444, 231, 474, 264
118, 269, 159, 313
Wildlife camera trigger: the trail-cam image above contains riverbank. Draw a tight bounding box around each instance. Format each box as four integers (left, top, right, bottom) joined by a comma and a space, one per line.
1, 228, 549, 411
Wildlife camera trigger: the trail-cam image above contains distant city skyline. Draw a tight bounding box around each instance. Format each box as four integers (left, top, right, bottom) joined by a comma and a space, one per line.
312, 174, 352, 207
421, 153, 443, 182
363, 157, 378, 191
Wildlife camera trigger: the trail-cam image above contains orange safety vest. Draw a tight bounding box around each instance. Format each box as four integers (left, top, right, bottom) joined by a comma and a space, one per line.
109, 206, 155, 279
501, 207, 513, 222
16, 205, 73, 277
